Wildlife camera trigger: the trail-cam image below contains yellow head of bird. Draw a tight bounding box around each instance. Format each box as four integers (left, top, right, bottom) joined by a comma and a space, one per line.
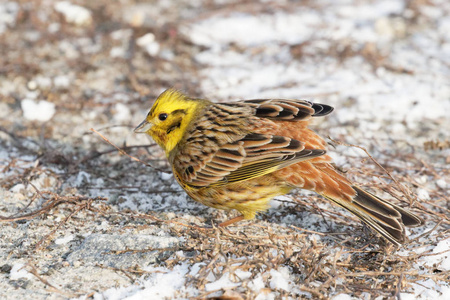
134, 89, 209, 155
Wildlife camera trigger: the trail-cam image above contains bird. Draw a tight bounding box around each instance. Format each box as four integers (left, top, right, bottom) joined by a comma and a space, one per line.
134, 88, 423, 245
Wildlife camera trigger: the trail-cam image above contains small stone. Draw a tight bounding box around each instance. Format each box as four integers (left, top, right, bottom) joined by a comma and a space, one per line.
27, 81, 37, 90
54, 1, 92, 26
21, 99, 56, 122
1, 264, 12, 273
436, 179, 448, 190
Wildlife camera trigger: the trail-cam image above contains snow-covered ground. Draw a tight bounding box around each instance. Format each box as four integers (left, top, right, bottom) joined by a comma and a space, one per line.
0, 0, 449, 299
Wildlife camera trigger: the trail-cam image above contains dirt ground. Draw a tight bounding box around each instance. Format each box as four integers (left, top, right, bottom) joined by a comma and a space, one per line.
0, 0, 449, 299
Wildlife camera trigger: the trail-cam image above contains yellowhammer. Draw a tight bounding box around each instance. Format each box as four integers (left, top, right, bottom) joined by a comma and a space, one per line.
134, 89, 423, 245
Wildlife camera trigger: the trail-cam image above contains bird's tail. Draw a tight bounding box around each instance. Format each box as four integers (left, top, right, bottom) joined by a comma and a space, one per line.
322, 186, 423, 245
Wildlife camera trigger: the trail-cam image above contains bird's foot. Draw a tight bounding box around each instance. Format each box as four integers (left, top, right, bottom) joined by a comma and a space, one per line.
218, 215, 245, 227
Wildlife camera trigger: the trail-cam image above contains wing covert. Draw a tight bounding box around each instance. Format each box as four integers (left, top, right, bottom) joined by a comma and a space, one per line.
243, 99, 333, 121
177, 133, 326, 188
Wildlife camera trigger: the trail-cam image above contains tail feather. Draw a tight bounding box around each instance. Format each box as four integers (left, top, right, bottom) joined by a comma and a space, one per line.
353, 187, 423, 227
395, 206, 425, 227
322, 186, 423, 246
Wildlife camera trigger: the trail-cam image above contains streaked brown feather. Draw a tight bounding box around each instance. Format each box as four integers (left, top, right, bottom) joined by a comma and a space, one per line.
258, 114, 422, 245
140, 90, 423, 245
246, 99, 314, 120
177, 130, 325, 188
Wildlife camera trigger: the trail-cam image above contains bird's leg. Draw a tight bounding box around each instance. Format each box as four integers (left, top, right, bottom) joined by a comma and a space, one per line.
218, 215, 244, 227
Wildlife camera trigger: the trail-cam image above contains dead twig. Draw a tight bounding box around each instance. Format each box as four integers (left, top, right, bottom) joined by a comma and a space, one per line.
409, 221, 443, 243
34, 195, 104, 251
79, 144, 159, 164
25, 263, 78, 298
329, 137, 417, 205
0, 192, 105, 222
90, 128, 169, 173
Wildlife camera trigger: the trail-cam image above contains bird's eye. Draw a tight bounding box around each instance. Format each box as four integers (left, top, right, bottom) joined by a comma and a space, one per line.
158, 113, 168, 121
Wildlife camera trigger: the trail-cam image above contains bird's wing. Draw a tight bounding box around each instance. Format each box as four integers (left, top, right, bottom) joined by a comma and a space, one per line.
242, 99, 334, 121
178, 133, 325, 188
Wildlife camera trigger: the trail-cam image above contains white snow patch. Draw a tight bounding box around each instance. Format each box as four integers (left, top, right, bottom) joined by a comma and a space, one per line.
401, 278, 450, 300
189, 263, 204, 276
73, 171, 91, 187
54, 1, 92, 26
110, 47, 126, 58
255, 294, 275, 300
113, 103, 131, 122
10, 183, 25, 193
133, 264, 189, 298
205, 272, 240, 291
269, 267, 290, 291
248, 273, 265, 293
35, 76, 53, 90
21, 99, 56, 121
136, 33, 160, 56
55, 234, 74, 245
92, 285, 141, 300
10, 263, 33, 280
53, 75, 71, 89
27, 80, 38, 90
159, 172, 173, 181
436, 179, 448, 190
92, 263, 191, 299
48, 22, 60, 33
308, 234, 322, 243
417, 189, 430, 201
234, 269, 252, 281
111, 29, 133, 40
270, 195, 291, 210
332, 294, 357, 300
422, 239, 450, 270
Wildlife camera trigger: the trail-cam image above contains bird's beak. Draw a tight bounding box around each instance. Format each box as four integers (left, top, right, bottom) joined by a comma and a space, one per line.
134, 120, 152, 133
